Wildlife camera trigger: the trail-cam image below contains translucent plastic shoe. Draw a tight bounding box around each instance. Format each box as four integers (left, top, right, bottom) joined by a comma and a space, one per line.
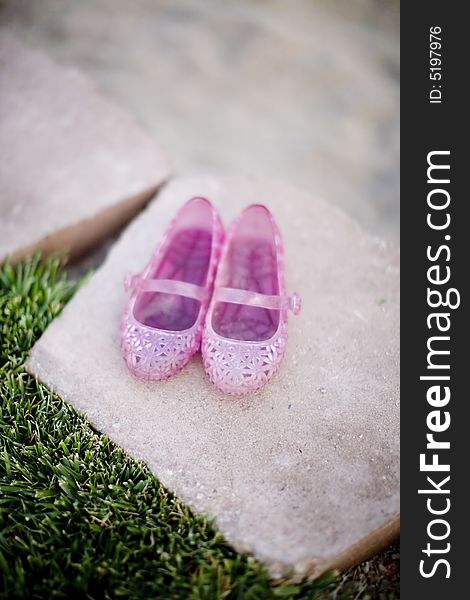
121, 197, 224, 380
202, 204, 301, 395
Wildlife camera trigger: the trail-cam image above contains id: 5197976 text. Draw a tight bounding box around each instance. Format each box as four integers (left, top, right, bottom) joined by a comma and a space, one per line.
429, 26, 443, 104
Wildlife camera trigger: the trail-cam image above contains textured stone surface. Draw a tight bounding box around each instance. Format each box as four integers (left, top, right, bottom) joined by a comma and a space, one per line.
2, 0, 399, 241
0, 31, 171, 263
27, 176, 400, 578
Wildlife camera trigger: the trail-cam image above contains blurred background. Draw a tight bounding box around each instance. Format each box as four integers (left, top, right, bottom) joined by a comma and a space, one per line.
1, 0, 399, 242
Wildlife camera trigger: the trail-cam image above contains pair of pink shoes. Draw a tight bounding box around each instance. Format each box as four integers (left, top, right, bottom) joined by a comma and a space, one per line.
120, 197, 301, 395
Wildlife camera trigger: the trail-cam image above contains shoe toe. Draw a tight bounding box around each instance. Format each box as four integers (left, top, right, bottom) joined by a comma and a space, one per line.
202, 333, 286, 395
121, 318, 198, 381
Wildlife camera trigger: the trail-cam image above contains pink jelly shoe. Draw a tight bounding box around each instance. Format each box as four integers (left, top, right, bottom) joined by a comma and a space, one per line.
202, 204, 301, 395
121, 197, 224, 380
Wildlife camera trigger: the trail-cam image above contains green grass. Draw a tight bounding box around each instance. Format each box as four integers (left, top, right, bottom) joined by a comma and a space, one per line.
0, 255, 399, 599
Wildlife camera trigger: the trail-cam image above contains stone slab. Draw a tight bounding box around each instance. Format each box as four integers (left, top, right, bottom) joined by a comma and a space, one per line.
26, 176, 400, 579
2, 0, 399, 241
0, 31, 171, 263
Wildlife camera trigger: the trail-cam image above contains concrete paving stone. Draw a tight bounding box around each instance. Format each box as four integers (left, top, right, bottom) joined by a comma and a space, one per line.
0, 31, 171, 263
1, 0, 399, 241
26, 176, 399, 579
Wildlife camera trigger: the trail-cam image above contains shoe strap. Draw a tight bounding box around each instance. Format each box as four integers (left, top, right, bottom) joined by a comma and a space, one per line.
125, 273, 206, 301
214, 287, 301, 315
